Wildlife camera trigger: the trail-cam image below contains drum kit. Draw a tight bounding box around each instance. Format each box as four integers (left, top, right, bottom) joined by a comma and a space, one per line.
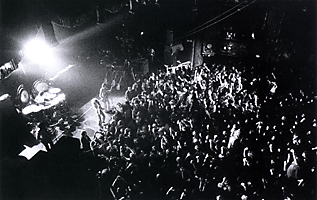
19, 79, 65, 121
17, 84, 30, 105
15, 79, 78, 147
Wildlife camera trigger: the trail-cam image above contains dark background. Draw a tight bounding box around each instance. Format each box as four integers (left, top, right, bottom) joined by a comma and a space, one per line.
0, 0, 316, 199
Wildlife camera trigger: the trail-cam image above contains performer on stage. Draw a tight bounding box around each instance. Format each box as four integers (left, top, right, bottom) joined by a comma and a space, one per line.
99, 77, 115, 111
92, 98, 107, 128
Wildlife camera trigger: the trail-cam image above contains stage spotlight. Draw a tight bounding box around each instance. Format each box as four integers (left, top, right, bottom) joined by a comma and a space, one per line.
23, 39, 55, 65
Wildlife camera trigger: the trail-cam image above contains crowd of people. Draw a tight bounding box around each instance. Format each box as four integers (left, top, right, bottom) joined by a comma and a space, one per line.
86, 61, 316, 200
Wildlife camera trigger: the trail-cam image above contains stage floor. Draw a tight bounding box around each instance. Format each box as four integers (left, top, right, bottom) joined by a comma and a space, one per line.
71, 90, 126, 141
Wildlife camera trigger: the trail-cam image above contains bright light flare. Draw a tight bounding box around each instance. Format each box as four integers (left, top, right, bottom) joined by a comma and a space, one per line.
23, 39, 55, 65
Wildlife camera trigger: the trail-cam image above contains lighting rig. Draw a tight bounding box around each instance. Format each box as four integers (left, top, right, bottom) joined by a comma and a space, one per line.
1, 38, 56, 80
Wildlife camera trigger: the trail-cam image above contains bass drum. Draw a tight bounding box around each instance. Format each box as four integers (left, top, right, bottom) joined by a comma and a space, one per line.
32, 79, 50, 96
17, 84, 30, 104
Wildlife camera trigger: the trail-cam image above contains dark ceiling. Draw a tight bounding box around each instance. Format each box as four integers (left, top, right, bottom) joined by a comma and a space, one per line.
0, 0, 315, 63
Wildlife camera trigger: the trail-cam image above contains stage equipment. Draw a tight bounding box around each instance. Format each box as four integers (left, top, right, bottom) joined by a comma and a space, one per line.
21, 79, 65, 120
32, 79, 51, 97
17, 84, 30, 105
0, 59, 19, 80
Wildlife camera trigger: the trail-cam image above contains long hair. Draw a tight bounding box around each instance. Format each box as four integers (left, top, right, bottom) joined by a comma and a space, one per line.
92, 98, 102, 109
